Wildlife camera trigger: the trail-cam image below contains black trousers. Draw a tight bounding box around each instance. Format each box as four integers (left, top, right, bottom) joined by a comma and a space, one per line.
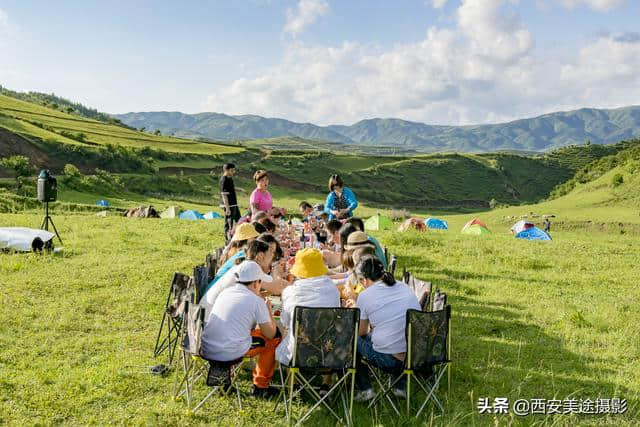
224, 206, 241, 242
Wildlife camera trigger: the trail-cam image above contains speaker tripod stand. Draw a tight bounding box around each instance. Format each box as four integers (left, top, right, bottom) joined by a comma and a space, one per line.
41, 201, 63, 245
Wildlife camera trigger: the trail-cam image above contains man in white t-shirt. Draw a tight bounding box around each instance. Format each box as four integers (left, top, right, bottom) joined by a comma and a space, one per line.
201, 260, 281, 398
353, 255, 420, 402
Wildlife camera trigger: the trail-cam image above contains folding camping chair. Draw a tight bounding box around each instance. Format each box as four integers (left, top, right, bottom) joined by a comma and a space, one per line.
173, 301, 250, 413
367, 305, 451, 416
205, 247, 224, 283
275, 306, 360, 426
153, 272, 195, 366
403, 270, 432, 311
388, 255, 397, 278
193, 264, 209, 304
432, 289, 447, 311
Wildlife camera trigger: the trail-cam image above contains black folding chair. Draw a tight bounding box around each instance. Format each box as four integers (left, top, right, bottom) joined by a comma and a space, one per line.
388, 255, 397, 278
205, 247, 224, 283
276, 306, 360, 426
403, 271, 432, 311
173, 301, 249, 413
432, 289, 447, 311
368, 305, 451, 416
153, 272, 195, 366
193, 265, 209, 304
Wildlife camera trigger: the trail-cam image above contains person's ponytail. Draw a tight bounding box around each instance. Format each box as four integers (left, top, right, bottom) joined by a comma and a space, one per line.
381, 271, 396, 287
355, 255, 395, 286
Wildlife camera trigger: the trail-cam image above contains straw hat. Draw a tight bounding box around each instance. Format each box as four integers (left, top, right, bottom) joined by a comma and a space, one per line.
232, 223, 259, 241
290, 248, 328, 279
344, 231, 375, 251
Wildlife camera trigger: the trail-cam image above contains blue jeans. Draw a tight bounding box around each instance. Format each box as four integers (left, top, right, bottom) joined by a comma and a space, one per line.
356, 335, 406, 391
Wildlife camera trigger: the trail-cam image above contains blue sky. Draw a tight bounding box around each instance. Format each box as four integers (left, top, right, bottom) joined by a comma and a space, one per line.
1, 0, 639, 125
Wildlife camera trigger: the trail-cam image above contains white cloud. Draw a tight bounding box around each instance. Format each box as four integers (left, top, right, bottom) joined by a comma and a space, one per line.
283, 0, 329, 37
550, 0, 626, 10
204, 0, 640, 126
428, 0, 449, 8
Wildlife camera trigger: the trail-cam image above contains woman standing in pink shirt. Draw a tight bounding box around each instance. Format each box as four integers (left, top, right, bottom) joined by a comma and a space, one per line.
250, 170, 273, 216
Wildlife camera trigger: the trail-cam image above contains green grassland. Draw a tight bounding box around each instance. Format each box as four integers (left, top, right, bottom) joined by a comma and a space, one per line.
0, 94, 242, 156
1, 91, 640, 424
1, 204, 638, 426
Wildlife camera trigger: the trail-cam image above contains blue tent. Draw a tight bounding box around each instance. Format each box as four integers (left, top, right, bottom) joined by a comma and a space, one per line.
179, 209, 205, 220
204, 211, 222, 220
515, 227, 551, 241
425, 218, 448, 230
96, 199, 110, 207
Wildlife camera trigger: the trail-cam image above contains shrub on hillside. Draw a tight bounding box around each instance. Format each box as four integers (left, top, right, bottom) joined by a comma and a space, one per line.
62, 163, 83, 185
0, 155, 33, 190
611, 173, 624, 187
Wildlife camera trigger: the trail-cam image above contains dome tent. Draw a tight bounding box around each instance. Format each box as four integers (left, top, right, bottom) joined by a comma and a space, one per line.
159, 206, 182, 219
462, 218, 487, 231
204, 211, 222, 220
461, 224, 491, 235
516, 227, 551, 241
425, 218, 448, 230
461, 218, 491, 235
365, 213, 393, 231
398, 218, 426, 232
179, 210, 205, 220
510, 220, 535, 234
96, 199, 110, 207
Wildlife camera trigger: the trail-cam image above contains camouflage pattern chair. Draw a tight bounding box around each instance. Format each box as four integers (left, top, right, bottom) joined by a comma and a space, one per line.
388, 255, 398, 278
368, 305, 451, 416
173, 301, 249, 413
403, 270, 432, 311
193, 264, 209, 304
153, 272, 195, 366
276, 306, 360, 426
432, 289, 447, 311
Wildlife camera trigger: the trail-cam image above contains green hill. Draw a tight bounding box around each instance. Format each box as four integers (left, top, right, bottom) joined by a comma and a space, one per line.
0, 94, 242, 156
114, 105, 640, 153
4, 89, 640, 213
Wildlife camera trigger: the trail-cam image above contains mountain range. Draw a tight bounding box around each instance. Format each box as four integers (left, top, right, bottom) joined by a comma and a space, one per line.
113, 105, 640, 153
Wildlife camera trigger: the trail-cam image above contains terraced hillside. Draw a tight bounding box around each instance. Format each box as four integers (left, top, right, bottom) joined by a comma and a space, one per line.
0, 94, 242, 156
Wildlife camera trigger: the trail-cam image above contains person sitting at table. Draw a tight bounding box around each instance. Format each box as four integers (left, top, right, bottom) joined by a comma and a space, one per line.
250, 170, 273, 216
324, 174, 358, 221
276, 248, 340, 366
202, 237, 289, 320
298, 201, 314, 220
352, 255, 420, 402
321, 219, 344, 267
333, 245, 377, 307
205, 223, 259, 295
201, 260, 281, 398
344, 217, 388, 269
339, 223, 359, 253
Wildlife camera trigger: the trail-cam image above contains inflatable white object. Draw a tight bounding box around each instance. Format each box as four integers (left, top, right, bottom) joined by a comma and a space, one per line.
0, 227, 55, 252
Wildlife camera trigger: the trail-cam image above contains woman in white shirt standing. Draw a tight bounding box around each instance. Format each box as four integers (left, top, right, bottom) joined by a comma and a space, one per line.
353, 255, 420, 402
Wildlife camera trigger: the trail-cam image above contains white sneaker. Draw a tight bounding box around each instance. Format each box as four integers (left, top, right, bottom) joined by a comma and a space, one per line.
354, 389, 376, 402
393, 388, 407, 399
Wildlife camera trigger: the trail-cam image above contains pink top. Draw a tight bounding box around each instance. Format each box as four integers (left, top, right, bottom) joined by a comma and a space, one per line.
250, 188, 273, 212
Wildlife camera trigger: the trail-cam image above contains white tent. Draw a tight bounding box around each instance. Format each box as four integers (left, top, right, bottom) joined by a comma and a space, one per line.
0, 227, 55, 252
160, 206, 182, 219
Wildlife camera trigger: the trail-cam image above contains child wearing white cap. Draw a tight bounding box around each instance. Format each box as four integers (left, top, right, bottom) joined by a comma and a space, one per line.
201, 260, 281, 398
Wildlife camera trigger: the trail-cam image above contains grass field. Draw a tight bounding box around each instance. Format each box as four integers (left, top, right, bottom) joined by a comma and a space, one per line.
1, 204, 638, 426
0, 94, 243, 156
1, 91, 640, 425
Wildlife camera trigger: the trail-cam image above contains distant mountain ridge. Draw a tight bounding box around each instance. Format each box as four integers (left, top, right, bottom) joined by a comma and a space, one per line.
113, 106, 640, 153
